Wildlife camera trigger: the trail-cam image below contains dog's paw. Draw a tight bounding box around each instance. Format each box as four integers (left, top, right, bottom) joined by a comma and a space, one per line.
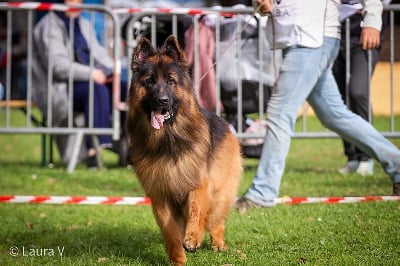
211, 244, 228, 252
183, 238, 200, 252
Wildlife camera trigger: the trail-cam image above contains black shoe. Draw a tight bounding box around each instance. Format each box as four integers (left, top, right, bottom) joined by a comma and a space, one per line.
108, 135, 130, 167
115, 136, 130, 167
86, 155, 98, 170
393, 182, 400, 196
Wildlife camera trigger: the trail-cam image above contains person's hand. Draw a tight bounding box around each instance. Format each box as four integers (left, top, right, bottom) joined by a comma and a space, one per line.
106, 75, 114, 84
92, 69, 107, 84
360, 27, 380, 50
254, 0, 272, 16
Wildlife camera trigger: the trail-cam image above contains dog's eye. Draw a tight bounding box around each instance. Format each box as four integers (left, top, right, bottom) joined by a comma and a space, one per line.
144, 77, 154, 87
167, 76, 176, 86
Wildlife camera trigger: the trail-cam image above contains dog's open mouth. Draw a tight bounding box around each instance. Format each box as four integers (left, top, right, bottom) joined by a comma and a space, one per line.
151, 110, 172, 129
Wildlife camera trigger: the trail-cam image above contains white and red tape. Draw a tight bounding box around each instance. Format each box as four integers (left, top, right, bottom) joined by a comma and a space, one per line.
274, 195, 400, 205
3, 2, 234, 16
0, 195, 151, 205
0, 195, 399, 206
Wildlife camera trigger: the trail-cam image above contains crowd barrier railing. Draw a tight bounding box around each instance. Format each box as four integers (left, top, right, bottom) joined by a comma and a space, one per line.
116, 5, 400, 140
0, 2, 125, 172
1, 3, 399, 172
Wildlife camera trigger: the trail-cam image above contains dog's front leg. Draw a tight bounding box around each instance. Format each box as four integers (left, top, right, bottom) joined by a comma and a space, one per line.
152, 202, 186, 265
183, 180, 210, 252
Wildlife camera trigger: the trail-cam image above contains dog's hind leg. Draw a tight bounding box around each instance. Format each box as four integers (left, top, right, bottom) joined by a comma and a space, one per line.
209, 222, 227, 251
183, 180, 210, 252
152, 202, 187, 266
207, 201, 230, 252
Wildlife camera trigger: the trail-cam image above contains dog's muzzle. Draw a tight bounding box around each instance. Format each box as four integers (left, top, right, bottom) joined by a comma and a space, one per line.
151, 93, 173, 130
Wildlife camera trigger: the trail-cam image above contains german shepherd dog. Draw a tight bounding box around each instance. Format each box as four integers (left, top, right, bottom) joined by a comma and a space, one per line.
126, 35, 242, 265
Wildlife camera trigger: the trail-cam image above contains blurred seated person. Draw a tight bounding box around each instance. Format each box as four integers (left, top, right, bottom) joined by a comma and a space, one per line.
32, 0, 127, 168
0, 7, 28, 100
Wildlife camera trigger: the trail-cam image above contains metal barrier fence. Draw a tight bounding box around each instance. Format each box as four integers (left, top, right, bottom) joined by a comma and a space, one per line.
116, 4, 400, 140
116, 6, 275, 138
0, 2, 124, 172
1, 3, 399, 171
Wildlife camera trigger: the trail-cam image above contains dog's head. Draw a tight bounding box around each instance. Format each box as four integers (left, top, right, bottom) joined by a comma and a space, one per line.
129, 35, 193, 130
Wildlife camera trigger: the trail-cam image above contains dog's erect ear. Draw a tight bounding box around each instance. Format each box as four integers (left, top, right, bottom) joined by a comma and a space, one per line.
131, 37, 156, 72
161, 35, 186, 64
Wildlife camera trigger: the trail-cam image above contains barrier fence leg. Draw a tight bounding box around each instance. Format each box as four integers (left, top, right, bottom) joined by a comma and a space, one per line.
41, 133, 47, 167
49, 135, 54, 166
67, 131, 84, 173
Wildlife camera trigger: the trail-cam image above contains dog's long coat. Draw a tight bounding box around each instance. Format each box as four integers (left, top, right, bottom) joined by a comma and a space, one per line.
126, 35, 242, 265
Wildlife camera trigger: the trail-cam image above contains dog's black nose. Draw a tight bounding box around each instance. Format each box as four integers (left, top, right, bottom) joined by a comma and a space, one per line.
157, 94, 169, 106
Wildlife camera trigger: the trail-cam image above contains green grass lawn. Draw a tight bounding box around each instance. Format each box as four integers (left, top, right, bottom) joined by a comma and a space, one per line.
1, 111, 399, 265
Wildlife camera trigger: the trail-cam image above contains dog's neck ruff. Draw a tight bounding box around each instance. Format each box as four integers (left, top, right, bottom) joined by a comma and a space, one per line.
151, 111, 173, 130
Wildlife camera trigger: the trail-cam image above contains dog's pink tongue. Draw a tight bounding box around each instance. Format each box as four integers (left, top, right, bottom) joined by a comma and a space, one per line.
151, 111, 165, 129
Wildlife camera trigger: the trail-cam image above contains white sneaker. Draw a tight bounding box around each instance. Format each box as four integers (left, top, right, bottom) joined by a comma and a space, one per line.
355, 160, 374, 176
338, 160, 359, 174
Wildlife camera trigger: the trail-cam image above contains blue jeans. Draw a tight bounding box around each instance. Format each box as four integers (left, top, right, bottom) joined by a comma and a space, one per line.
333, 41, 380, 162
244, 37, 400, 206
74, 82, 113, 149
73, 81, 127, 149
